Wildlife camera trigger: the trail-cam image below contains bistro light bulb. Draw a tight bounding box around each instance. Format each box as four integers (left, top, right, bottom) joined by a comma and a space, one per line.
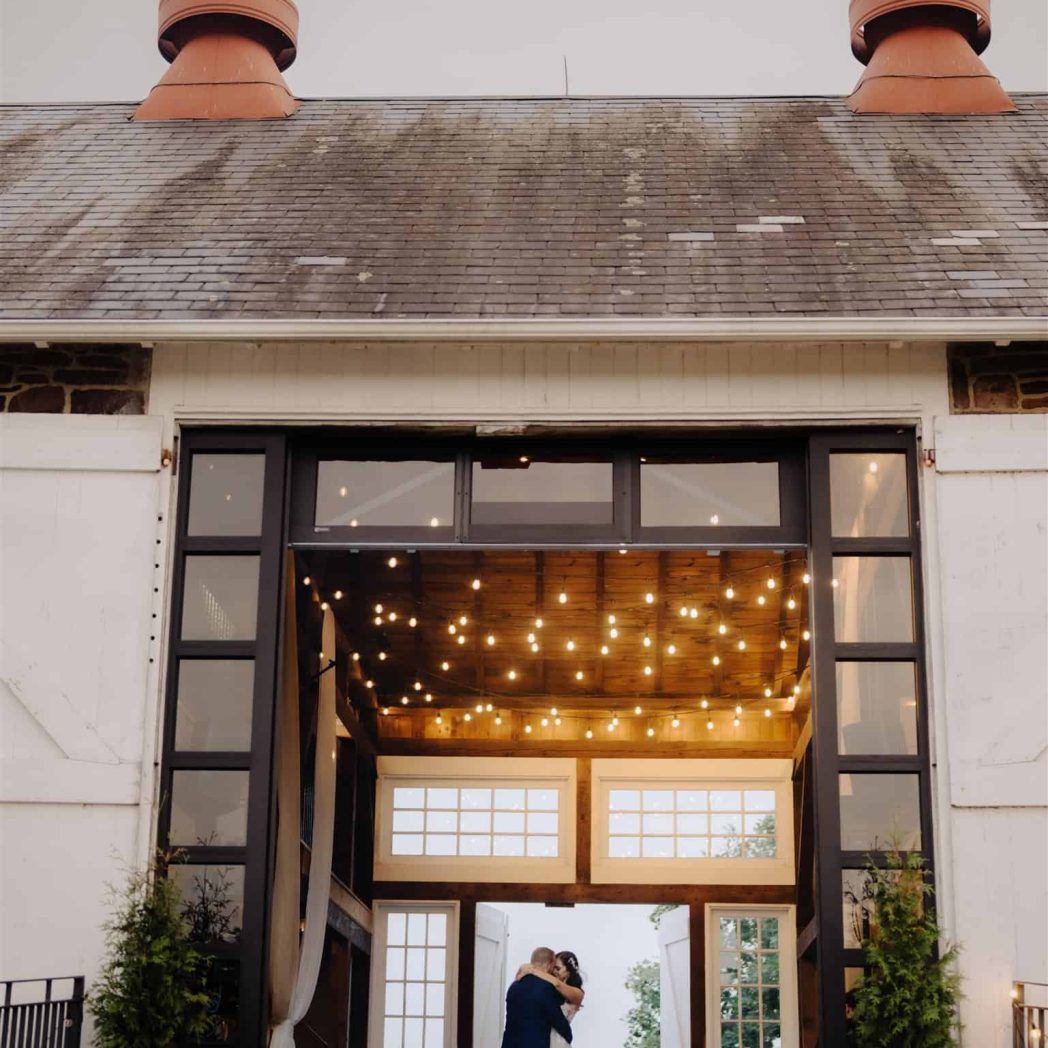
718, 623, 727, 635
832, 578, 839, 588
365, 679, 374, 688
375, 603, 384, 614
609, 627, 619, 639
401, 696, 409, 705
738, 639, 747, 651
794, 684, 802, 695
465, 713, 472, 722
733, 717, 741, 728
414, 681, 423, 691
735, 704, 743, 715
457, 634, 466, 644
803, 573, 812, 585
635, 705, 643, 715
507, 669, 518, 681
712, 655, 721, 666
643, 635, 652, 648
558, 591, 568, 604
471, 578, 481, 590
551, 707, 558, 716
566, 639, 576, 651
441, 661, 450, 671
765, 708, 772, 718
701, 699, 709, 709
780, 638, 788, 650
527, 632, 536, 643
321, 601, 330, 611
764, 686, 773, 698
486, 634, 496, 646
430, 517, 440, 527
608, 613, 617, 625
303, 576, 312, 586
435, 714, 443, 724
448, 623, 457, 634
672, 717, 681, 728
334, 590, 343, 600
495, 716, 502, 726
767, 578, 776, 589
525, 724, 533, 734
378, 652, 388, 661
387, 556, 398, 568
607, 722, 615, 732
459, 615, 469, 626
706, 718, 715, 731
787, 597, 796, 610
535, 618, 544, 629
520, 455, 529, 463
586, 729, 594, 739
643, 665, 653, 676
757, 594, 766, 606
575, 670, 585, 681
374, 615, 383, 625
531, 643, 540, 653
726, 586, 735, 599
679, 606, 689, 617
645, 592, 655, 604
869, 461, 879, 474
382, 707, 390, 715
601, 645, 610, 655
647, 727, 655, 737
541, 718, 549, 727
710, 514, 720, 525
409, 617, 418, 627
667, 644, 677, 655
803, 629, 811, 641
350, 519, 359, 527
388, 612, 398, 622
352, 652, 360, 661
425, 693, 433, 703
690, 607, 699, 619
612, 716, 619, 726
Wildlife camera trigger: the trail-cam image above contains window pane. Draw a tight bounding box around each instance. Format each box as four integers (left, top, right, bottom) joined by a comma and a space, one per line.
641, 460, 780, 527
169, 864, 244, 943
315, 460, 455, 528
187, 454, 266, 536
839, 773, 921, 851
837, 662, 918, 755
175, 660, 254, 751
471, 457, 613, 526
181, 556, 259, 641
832, 556, 914, 643
842, 868, 880, 949
201, 960, 240, 1043
169, 769, 249, 846
831, 453, 908, 538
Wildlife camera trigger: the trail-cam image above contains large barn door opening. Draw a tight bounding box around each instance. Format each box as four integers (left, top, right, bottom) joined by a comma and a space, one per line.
658, 904, 691, 1048
473, 904, 510, 1047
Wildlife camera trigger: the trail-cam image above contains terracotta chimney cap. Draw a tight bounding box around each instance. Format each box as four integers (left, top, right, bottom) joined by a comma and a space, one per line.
135, 0, 299, 121
847, 0, 1014, 113
158, 0, 299, 69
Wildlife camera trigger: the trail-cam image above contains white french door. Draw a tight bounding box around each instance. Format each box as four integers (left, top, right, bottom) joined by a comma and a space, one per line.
472, 904, 509, 1047
369, 902, 459, 1048
658, 904, 692, 1048
705, 905, 798, 1048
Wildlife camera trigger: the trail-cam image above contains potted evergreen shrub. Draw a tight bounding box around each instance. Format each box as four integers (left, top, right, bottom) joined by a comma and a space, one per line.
849, 848, 961, 1048
90, 854, 211, 1048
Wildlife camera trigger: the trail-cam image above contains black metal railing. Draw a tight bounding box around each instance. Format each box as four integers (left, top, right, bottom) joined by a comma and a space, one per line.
0, 978, 84, 1048
1014, 982, 1048, 1048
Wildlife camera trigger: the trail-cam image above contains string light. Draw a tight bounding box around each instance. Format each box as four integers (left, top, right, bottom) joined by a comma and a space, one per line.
425, 693, 433, 703
382, 707, 390, 716
541, 718, 549, 727
551, 707, 558, 716
448, 623, 457, 634
735, 704, 743, 716
780, 638, 788, 650
711, 655, 721, 666
643, 635, 652, 648
802, 629, 811, 641
700, 699, 709, 709
757, 594, 766, 606
471, 578, 482, 590
737, 639, 746, 650
378, 652, 387, 661
495, 716, 502, 726
535, 618, 544, 629
524, 724, 533, 734
643, 665, 653, 676
486, 634, 496, 646
374, 603, 384, 614
456, 635, 466, 645
465, 712, 472, 722
666, 644, 677, 655
430, 517, 440, 527
476, 703, 484, 713
607, 722, 615, 732
413, 681, 423, 691
725, 586, 735, 599
555, 717, 562, 726
787, 597, 797, 610
507, 669, 517, 681
608, 614, 617, 625
566, 639, 576, 652
585, 729, 594, 739
409, 617, 418, 627
710, 514, 720, 525
647, 727, 656, 737
374, 615, 383, 625
388, 612, 398, 622
767, 578, 776, 590
352, 652, 360, 661
764, 708, 772, 718
706, 717, 715, 730
350, 519, 359, 527
803, 573, 812, 584
531, 643, 540, 653
435, 714, 443, 725
334, 590, 343, 600
321, 601, 330, 611
387, 556, 398, 568
527, 632, 536, 643
764, 686, 773, 698
689, 607, 699, 619
575, 670, 585, 681
733, 716, 741, 728
718, 623, 727, 635
645, 592, 655, 604
634, 705, 643, 715
609, 627, 619, 639
365, 679, 374, 688
869, 461, 879, 474
679, 606, 689, 617
303, 576, 311, 586
601, 645, 610, 655
441, 661, 450, 671
459, 615, 469, 626
558, 591, 568, 604
401, 696, 410, 705
672, 717, 681, 729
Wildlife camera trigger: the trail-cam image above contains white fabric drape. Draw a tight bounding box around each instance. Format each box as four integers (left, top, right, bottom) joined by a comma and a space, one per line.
269, 599, 338, 1047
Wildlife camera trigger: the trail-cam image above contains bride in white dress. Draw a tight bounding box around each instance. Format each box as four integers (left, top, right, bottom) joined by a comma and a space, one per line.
515, 950, 585, 1046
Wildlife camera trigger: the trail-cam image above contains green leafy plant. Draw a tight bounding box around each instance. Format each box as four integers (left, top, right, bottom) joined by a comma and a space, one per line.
849, 848, 961, 1048
90, 853, 211, 1048
623, 957, 661, 1048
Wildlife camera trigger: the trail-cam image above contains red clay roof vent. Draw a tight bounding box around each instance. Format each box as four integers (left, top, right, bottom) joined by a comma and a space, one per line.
848, 0, 1015, 113
134, 0, 299, 121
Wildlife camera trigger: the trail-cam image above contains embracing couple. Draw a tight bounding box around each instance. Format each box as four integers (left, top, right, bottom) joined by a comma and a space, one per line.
500, 947, 585, 1048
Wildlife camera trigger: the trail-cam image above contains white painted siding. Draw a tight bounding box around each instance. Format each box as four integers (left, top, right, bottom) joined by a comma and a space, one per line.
0, 415, 165, 1040
149, 339, 949, 432
932, 414, 1048, 1048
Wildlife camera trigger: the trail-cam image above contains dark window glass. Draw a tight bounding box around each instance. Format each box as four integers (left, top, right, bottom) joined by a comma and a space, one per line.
181, 556, 259, 641
170, 769, 249, 847
315, 460, 455, 529
187, 454, 266, 536
641, 460, 780, 527
832, 556, 914, 643
839, 773, 921, 852
169, 863, 245, 943
836, 662, 918, 755
201, 960, 240, 1043
471, 456, 613, 526
830, 453, 908, 538
175, 660, 254, 751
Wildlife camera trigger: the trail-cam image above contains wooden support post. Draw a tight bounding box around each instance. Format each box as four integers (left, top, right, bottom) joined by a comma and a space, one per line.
690, 900, 707, 1048
458, 899, 477, 1048
576, 757, 592, 884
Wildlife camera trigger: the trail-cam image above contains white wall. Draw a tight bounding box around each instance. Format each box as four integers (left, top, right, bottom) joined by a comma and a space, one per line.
0, 414, 165, 1037
931, 414, 1048, 1047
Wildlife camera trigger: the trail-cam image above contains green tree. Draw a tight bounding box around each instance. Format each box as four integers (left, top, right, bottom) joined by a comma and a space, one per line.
850, 849, 961, 1048
623, 958, 661, 1048
90, 854, 211, 1048
648, 903, 681, 929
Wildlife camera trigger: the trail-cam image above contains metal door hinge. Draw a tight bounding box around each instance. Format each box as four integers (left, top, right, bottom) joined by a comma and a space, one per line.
921, 448, 936, 467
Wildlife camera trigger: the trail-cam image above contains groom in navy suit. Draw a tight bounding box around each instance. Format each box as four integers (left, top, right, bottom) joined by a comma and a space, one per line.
500, 946, 574, 1047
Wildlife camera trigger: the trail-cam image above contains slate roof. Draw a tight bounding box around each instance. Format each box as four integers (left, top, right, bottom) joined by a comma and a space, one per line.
1, 96, 1047, 320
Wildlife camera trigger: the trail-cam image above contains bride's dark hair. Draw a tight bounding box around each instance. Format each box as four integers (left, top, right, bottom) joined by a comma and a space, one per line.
557, 951, 584, 989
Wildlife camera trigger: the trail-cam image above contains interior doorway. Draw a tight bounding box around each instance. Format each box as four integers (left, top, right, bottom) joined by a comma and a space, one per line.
474, 902, 679, 1048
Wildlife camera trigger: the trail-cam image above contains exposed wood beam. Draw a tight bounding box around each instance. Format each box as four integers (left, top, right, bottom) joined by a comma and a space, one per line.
576, 758, 592, 885
377, 738, 795, 758
797, 916, 819, 959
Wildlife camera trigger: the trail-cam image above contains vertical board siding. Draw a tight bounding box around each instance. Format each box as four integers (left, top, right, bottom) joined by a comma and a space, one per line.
150, 340, 948, 424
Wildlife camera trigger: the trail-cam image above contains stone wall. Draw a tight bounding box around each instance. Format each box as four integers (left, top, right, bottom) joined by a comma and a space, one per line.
0, 344, 150, 413
948, 342, 1048, 412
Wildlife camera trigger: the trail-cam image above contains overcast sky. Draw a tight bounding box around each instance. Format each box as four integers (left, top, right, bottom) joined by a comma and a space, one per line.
1, 0, 1045, 103
495, 902, 662, 1047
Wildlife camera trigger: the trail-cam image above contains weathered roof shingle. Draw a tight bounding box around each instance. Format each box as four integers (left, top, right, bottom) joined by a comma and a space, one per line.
1, 96, 1046, 320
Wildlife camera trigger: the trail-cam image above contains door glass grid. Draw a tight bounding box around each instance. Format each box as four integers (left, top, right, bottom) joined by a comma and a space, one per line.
718, 915, 783, 1048
607, 788, 777, 860
390, 784, 560, 858
383, 910, 449, 1048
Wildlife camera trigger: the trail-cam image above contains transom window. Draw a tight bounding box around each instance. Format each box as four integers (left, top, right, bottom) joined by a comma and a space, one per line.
592, 759, 794, 885
608, 787, 777, 860
375, 757, 576, 883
